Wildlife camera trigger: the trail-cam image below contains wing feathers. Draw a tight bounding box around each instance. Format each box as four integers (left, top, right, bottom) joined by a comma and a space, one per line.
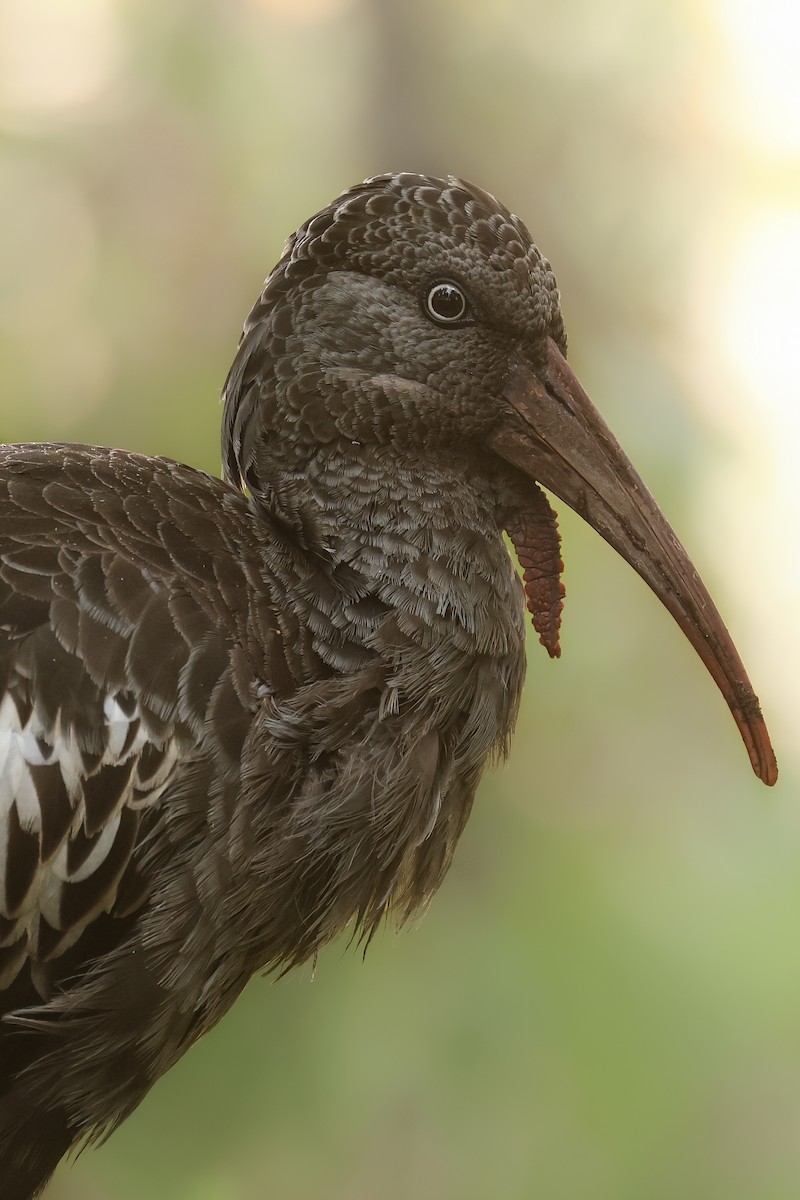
0, 446, 268, 1001
4, 804, 39, 916
30, 764, 73, 861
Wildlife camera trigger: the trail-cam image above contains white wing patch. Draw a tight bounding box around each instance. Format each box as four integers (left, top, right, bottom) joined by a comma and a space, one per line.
0, 689, 177, 991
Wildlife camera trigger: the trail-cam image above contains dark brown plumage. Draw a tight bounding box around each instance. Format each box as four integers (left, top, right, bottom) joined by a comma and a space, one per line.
0, 173, 777, 1198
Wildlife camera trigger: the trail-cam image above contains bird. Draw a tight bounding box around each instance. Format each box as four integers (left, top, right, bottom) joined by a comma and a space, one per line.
0, 172, 777, 1198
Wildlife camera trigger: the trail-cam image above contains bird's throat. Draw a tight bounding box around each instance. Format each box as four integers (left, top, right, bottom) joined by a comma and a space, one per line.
280, 447, 529, 665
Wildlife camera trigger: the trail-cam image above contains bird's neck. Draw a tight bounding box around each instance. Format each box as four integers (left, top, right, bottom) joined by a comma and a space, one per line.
237, 445, 529, 966
262, 444, 527, 670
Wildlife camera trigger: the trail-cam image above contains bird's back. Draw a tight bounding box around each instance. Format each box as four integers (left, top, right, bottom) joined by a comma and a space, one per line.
0, 444, 279, 1194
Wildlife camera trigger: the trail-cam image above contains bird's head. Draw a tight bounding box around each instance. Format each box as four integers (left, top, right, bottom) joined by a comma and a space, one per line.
223, 172, 567, 463
222, 172, 777, 786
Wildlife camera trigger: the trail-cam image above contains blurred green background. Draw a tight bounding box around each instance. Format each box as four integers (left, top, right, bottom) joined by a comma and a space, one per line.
1, 0, 799, 1197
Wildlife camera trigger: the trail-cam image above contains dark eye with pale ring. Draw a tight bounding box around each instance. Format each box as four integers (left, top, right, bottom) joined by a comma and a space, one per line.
424, 281, 469, 325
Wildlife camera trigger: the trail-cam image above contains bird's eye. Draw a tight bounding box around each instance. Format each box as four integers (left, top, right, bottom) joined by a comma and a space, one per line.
424, 281, 469, 325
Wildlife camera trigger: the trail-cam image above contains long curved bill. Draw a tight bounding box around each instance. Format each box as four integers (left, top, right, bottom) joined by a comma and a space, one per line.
489, 337, 778, 786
